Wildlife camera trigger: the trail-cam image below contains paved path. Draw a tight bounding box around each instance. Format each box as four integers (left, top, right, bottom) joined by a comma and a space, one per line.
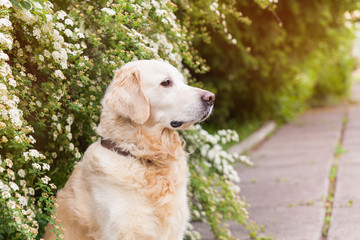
194, 82, 360, 239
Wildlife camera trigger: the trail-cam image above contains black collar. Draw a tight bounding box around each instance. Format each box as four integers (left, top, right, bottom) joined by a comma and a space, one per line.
100, 137, 137, 159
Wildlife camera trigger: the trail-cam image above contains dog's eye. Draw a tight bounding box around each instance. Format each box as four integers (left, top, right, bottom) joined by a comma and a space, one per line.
160, 79, 172, 87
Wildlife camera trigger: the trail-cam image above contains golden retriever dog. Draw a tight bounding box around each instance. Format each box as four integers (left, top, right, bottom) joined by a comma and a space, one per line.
45, 60, 215, 240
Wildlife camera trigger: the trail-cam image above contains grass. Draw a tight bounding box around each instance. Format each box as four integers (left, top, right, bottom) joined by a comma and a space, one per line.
322, 107, 348, 238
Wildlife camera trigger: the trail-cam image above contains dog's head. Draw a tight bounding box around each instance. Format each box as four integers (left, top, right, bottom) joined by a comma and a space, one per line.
103, 60, 214, 130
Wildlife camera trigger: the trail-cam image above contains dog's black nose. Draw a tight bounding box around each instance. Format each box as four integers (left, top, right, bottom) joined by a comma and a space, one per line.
201, 91, 215, 106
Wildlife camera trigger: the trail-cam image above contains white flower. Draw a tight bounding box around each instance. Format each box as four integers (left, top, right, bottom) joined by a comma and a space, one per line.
151, 0, 160, 9
0, 0, 12, 8
0, 32, 13, 50
54, 70, 65, 79
64, 29, 73, 38
32, 163, 41, 170
7, 169, 15, 180
67, 133, 72, 140
9, 181, 19, 191
29, 149, 41, 158
50, 183, 57, 189
56, 10, 67, 20
42, 163, 50, 171
38, 55, 44, 62
52, 115, 58, 121
64, 18, 74, 26
53, 42, 61, 50
101, 7, 116, 16
23, 152, 29, 161
53, 131, 58, 140
2, 191, 10, 198
7, 200, 15, 209
44, 50, 51, 58
32, 28, 42, 40
19, 180, 26, 187
14, 9, 38, 24
67, 115, 74, 125
41, 176, 51, 184
28, 135, 36, 144
52, 50, 61, 63
0, 182, 10, 191
0, 18, 11, 29
36, 100, 42, 107
55, 22, 65, 31
18, 196, 27, 206
18, 169, 25, 178
75, 152, 81, 158
45, 14, 52, 22
210, 2, 218, 11
69, 143, 74, 151
77, 32, 85, 38
5, 158, 12, 168
29, 188, 35, 196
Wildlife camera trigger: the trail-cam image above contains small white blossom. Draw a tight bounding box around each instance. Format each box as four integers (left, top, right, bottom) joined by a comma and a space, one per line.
2, 191, 10, 198
75, 152, 81, 158
77, 32, 85, 38
56, 10, 67, 20
29, 149, 41, 158
69, 143, 74, 151
29, 188, 35, 196
0, 50, 9, 60
55, 22, 65, 31
20, 180, 26, 187
42, 163, 50, 171
32, 28, 42, 39
18, 169, 25, 178
0, 0, 12, 8
5, 158, 12, 168
32, 163, 41, 170
18, 196, 27, 206
64, 18, 74, 26
41, 176, 51, 184
64, 29, 73, 37
101, 7, 116, 16
7, 200, 15, 209
9, 181, 19, 191
54, 69, 65, 79
44, 50, 51, 58
0, 32, 13, 49
9, 78, 17, 87
53, 42, 61, 50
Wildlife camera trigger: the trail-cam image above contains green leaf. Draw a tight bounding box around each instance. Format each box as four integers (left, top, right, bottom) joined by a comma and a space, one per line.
20, 0, 32, 10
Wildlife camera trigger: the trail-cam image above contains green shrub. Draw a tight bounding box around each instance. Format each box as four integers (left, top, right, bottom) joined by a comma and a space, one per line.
176, 0, 356, 127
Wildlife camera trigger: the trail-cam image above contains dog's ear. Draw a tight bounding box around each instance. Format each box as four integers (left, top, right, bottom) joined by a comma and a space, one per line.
104, 67, 150, 124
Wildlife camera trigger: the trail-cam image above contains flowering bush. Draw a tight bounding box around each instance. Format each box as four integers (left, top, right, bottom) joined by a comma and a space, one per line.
0, 0, 257, 239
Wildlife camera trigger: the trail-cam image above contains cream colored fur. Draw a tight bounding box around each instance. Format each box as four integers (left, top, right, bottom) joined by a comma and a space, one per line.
45, 60, 214, 240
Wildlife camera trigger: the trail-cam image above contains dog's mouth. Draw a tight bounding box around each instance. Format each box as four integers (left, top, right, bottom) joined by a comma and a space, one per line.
170, 107, 213, 129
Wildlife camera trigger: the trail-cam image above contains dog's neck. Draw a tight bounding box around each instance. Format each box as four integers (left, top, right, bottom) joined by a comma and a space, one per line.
96, 108, 185, 166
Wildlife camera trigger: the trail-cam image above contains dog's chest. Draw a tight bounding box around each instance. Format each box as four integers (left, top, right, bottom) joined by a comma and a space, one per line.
90, 152, 189, 239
